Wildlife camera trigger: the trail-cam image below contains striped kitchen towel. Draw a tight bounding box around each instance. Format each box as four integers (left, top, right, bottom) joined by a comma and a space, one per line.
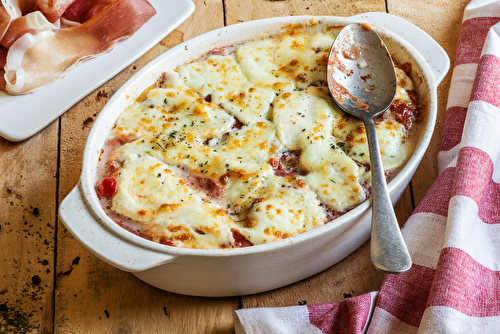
235, 0, 500, 332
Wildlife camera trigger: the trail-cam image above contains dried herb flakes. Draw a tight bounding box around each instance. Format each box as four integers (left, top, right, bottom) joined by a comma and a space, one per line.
0, 303, 39, 333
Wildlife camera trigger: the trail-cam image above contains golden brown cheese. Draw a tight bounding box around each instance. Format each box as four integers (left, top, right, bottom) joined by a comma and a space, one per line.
177, 54, 276, 125
97, 22, 421, 249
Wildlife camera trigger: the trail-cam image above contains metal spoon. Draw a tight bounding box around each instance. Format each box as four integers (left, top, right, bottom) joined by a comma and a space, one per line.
326, 23, 412, 274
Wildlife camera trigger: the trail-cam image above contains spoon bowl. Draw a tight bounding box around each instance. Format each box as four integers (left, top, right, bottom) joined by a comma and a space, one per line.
327, 23, 412, 274
327, 23, 398, 115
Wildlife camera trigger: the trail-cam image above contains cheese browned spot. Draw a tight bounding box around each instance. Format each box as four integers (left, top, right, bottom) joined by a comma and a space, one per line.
97, 22, 421, 249
112, 156, 238, 249
178, 54, 275, 125
111, 72, 235, 142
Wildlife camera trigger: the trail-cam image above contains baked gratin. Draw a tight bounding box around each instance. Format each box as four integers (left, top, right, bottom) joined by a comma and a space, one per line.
96, 22, 421, 249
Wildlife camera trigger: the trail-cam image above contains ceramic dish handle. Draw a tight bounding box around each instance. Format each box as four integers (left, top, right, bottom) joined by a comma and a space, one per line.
351, 12, 450, 85
59, 185, 176, 272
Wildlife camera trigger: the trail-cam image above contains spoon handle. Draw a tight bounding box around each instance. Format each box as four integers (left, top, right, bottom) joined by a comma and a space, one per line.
364, 118, 412, 273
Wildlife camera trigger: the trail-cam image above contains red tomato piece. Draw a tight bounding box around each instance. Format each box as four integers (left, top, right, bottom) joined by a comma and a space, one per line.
97, 176, 117, 198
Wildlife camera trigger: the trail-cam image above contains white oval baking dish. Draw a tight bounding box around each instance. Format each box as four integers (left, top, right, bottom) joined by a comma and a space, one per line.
59, 12, 449, 297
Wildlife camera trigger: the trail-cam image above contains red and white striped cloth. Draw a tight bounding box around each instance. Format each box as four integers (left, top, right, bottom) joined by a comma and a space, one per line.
235, 0, 500, 332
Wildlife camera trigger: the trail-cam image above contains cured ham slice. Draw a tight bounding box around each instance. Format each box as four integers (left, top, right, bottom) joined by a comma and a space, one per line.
5, 0, 84, 22
4, 0, 74, 22
0, 10, 59, 48
0, 0, 22, 40
62, 0, 114, 24
12, 0, 36, 16
0, 5, 11, 39
4, 0, 156, 94
34, 0, 74, 22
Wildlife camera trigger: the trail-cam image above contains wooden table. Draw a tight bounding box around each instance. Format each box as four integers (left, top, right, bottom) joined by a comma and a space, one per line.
0, 0, 468, 332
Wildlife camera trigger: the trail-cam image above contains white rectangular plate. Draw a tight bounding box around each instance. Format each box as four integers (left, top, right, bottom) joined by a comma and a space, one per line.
0, 0, 195, 142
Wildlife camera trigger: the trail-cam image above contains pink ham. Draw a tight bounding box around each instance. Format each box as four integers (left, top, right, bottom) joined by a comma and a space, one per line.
0, 11, 59, 48
34, 0, 74, 22
4, 0, 156, 94
13, 0, 36, 15
0, 1, 22, 40
12, 0, 79, 22
0, 5, 11, 40
62, 0, 114, 24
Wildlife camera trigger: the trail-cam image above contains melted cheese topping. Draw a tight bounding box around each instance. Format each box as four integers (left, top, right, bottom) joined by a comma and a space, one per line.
300, 138, 365, 212
98, 22, 421, 249
273, 87, 333, 150
113, 156, 235, 248
111, 72, 235, 141
178, 54, 275, 125
225, 174, 325, 245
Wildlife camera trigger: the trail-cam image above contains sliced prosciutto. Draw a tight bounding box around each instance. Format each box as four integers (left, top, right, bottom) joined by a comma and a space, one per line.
4, 0, 77, 22
0, 10, 59, 48
0, 5, 11, 40
4, 0, 156, 94
11, 0, 36, 16
34, 0, 75, 22
0, 0, 22, 40
62, 0, 114, 24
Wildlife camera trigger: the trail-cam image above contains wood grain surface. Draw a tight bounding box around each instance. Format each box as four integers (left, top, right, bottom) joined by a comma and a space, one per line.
0, 0, 468, 333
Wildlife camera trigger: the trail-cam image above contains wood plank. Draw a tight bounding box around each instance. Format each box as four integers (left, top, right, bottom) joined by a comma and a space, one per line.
54, 1, 238, 333
0, 124, 58, 334
225, 0, 386, 23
